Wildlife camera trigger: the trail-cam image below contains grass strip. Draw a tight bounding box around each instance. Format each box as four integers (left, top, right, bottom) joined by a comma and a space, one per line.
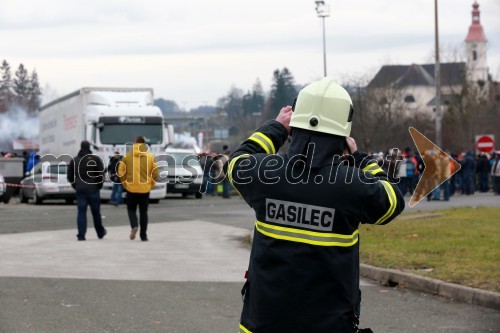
360, 206, 500, 293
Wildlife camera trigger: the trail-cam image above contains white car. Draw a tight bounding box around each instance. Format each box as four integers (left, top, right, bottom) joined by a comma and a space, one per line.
19, 162, 76, 205
0, 173, 5, 200
159, 148, 204, 198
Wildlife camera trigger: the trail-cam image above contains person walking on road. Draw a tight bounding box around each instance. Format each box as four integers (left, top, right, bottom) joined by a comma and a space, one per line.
491, 151, 500, 195
461, 151, 476, 195
226, 77, 405, 333
67, 140, 107, 241
108, 151, 124, 206
220, 145, 231, 199
118, 137, 158, 241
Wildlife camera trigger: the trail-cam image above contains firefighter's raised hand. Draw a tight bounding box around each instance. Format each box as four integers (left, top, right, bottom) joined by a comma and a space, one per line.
276, 106, 293, 134
345, 137, 358, 155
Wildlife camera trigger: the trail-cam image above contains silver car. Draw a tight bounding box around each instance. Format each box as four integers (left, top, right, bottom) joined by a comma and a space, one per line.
19, 162, 76, 205
0, 173, 5, 200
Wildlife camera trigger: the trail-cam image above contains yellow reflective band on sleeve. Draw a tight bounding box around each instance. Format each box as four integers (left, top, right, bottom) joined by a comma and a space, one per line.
239, 323, 252, 333
362, 162, 384, 175
228, 154, 250, 187
227, 154, 249, 184
248, 132, 275, 154
255, 221, 359, 247
254, 132, 276, 154
375, 180, 398, 225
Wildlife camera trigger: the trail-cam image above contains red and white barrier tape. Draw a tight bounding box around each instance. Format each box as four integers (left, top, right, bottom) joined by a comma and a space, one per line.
0, 182, 36, 188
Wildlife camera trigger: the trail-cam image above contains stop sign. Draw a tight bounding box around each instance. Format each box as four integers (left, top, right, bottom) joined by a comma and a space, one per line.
476, 135, 495, 153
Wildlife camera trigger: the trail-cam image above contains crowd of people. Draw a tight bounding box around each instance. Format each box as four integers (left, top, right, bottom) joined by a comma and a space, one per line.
390, 148, 500, 199
0, 150, 40, 174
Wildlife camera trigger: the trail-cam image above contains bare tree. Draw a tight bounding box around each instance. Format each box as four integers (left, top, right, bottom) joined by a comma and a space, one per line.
348, 76, 433, 153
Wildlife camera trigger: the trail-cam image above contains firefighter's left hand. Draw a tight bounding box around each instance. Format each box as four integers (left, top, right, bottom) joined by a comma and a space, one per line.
276, 106, 293, 134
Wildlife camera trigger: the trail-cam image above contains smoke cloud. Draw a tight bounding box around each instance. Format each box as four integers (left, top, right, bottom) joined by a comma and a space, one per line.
0, 106, 38, 151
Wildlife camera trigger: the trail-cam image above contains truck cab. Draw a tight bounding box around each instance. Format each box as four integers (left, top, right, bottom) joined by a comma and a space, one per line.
39, 88, 174, 202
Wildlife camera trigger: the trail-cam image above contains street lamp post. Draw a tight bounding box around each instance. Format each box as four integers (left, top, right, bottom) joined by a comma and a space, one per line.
434, 0, 442, 147
315, 0, 330, 77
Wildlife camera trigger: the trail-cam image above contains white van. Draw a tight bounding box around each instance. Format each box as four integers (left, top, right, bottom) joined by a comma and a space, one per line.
159, 148, 203, 198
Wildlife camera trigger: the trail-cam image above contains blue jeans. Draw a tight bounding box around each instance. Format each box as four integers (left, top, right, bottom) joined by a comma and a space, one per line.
462, 173, 475, 195
76, 188, 105, 240
493, 176, 500, 194
111, 183, 123, 204
201, 172, 213, 194
222, 178, 231, 198
479, 172, 489, 192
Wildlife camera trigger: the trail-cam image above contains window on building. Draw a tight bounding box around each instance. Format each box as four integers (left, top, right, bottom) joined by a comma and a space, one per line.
404, 95, 415, 103
473, 50, 477, 61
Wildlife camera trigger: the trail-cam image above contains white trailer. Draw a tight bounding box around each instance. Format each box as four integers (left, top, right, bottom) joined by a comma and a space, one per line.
39, 87, 174, 202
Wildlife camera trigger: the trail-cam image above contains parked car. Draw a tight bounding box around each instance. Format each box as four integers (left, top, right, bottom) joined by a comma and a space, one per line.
0, 173, 5, 201
19, 162, 76, 205
160, 148, 203, 198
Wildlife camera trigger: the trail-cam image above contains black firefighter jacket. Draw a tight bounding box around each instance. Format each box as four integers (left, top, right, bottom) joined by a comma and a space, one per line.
226, 120, 405, 333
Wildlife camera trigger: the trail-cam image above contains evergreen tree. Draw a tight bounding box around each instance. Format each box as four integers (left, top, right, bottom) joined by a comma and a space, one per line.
0, 60, 13, 112
154, 98, 180, 114
13, 63, 30, 106
268, 68, 297, 118
251, 79, 265, 115
242, 79, 265, 117
27, 69, 42, 114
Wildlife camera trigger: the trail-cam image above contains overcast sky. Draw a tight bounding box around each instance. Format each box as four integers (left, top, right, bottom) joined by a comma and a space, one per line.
1, 0, 499, 110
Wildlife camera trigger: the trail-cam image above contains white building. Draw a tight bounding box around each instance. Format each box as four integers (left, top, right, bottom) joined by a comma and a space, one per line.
367, 1, 489, 117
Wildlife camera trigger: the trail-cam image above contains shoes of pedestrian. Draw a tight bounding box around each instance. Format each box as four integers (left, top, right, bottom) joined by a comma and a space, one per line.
99, 229, 107, 239
77, 235, 86, 241
130, 227, 138, 240
141, 236, 148, 242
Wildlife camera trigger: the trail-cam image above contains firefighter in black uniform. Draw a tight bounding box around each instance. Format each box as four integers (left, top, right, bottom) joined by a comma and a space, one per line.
226, 77, 405, 333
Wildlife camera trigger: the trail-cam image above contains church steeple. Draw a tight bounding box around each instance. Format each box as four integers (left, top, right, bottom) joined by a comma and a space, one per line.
465, 1, 488, 84
465, 1, 487, 42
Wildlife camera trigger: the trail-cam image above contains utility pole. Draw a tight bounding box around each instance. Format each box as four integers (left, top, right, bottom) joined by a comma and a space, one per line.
434, 0, 442, 147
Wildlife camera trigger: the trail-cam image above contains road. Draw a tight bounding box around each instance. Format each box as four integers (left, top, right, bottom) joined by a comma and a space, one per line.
0, 193, 498, 332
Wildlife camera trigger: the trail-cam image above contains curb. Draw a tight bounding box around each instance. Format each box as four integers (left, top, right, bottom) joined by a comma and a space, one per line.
250, 229, 500, 310
360, 263, 500, 310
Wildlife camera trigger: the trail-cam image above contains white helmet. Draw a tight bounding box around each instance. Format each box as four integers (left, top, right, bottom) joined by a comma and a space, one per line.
290, 77, 353, 137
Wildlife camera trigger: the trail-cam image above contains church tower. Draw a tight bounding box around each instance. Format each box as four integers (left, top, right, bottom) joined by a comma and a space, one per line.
465, 1, 488, 84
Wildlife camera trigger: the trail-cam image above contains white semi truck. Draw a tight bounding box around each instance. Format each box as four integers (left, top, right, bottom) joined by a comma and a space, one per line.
38, 87, 174, 202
